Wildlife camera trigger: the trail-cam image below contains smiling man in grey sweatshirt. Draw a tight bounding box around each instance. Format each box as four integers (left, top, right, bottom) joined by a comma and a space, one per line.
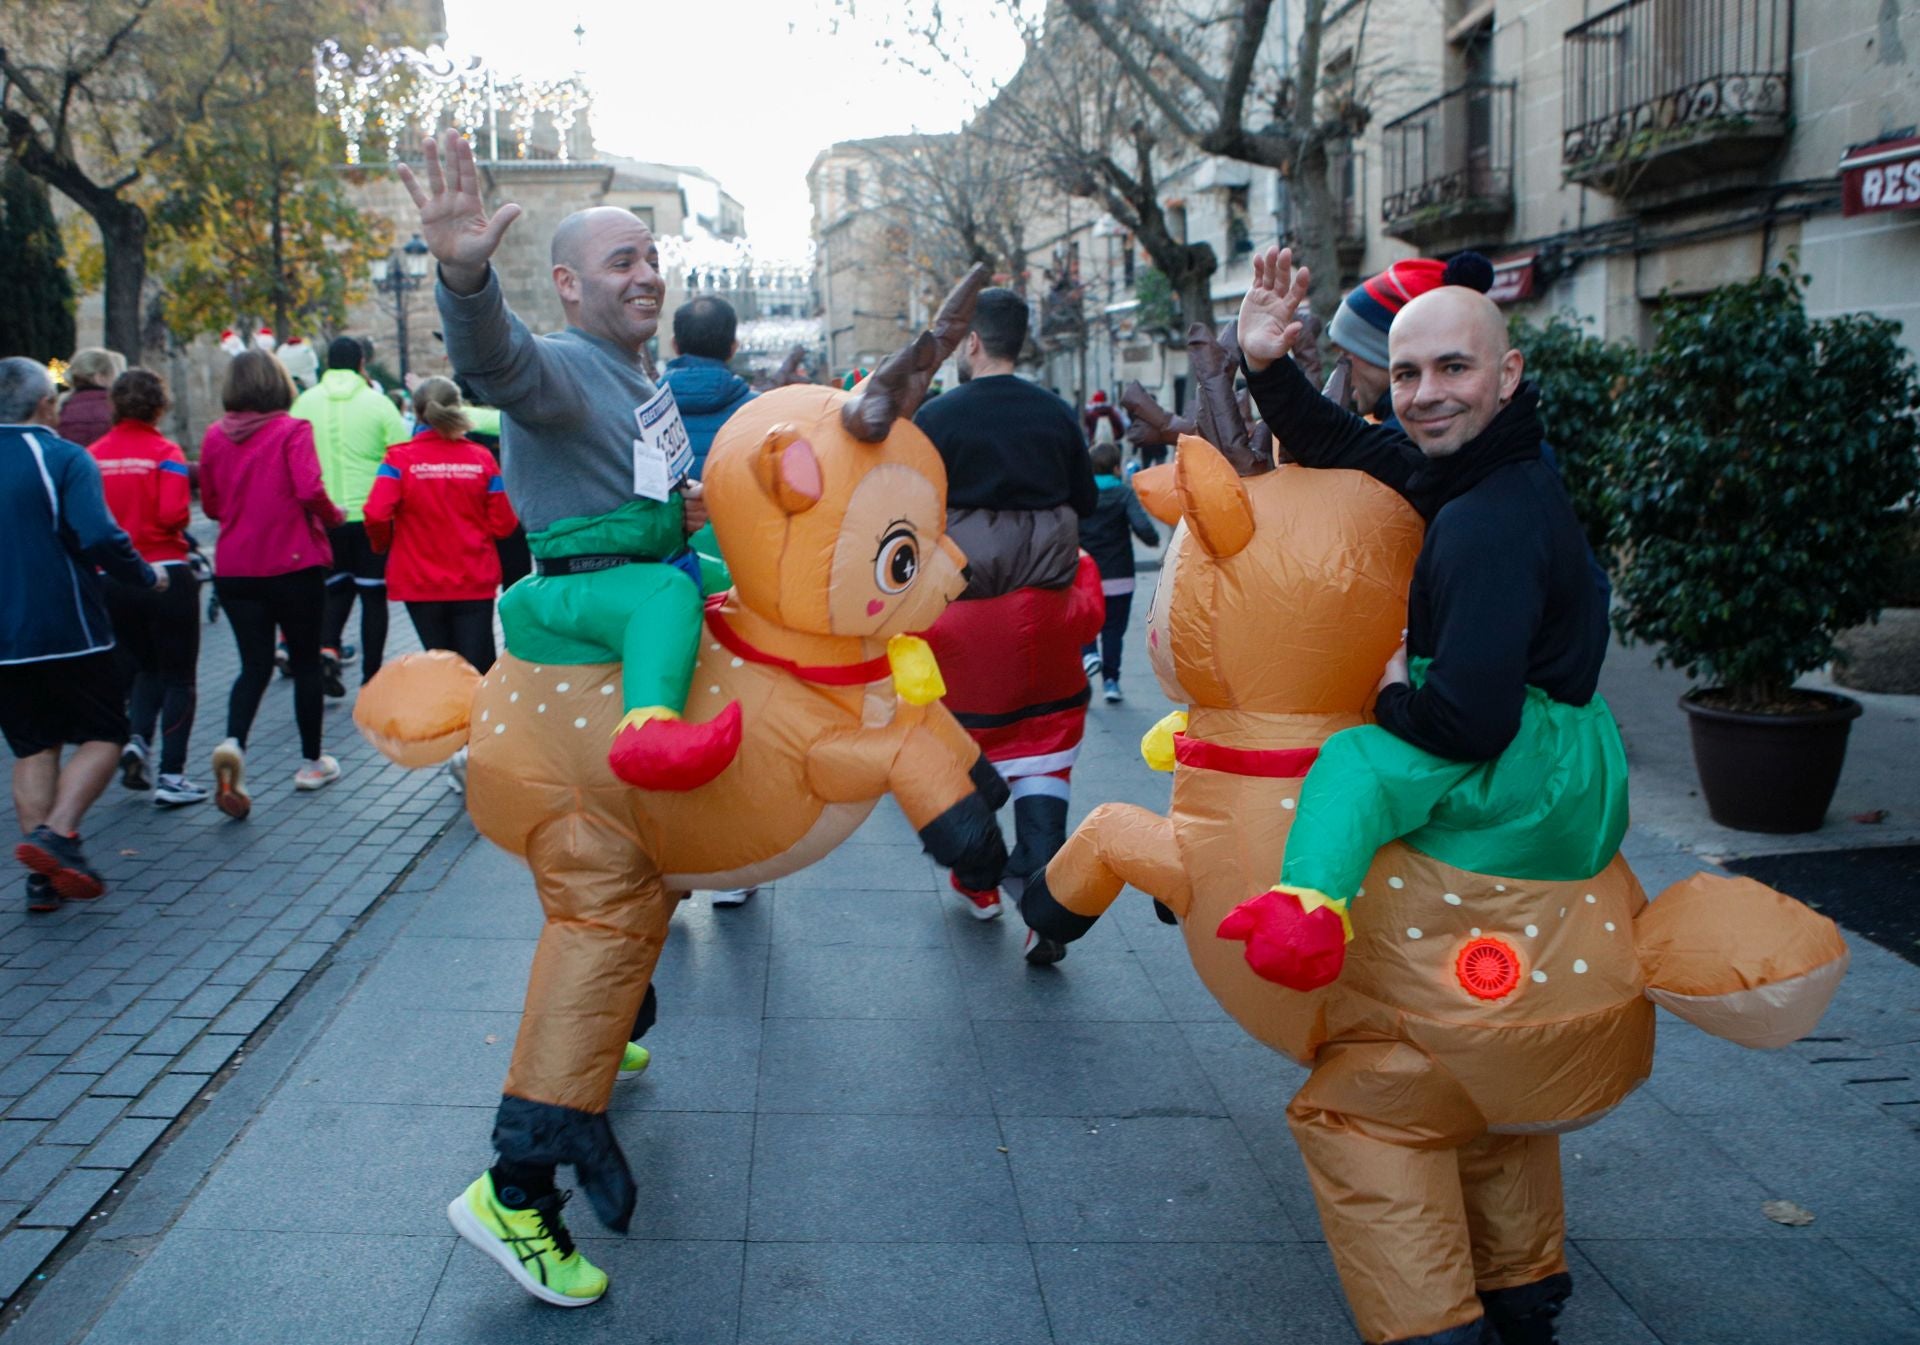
398, 128, 736, 1309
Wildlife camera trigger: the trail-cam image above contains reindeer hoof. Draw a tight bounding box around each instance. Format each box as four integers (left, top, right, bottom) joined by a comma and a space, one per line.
1217, 888, 1349, 991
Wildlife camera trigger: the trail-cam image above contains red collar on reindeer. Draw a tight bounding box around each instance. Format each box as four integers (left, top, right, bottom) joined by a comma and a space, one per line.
703, 596, 892, 687
1174, 734, 1320, 778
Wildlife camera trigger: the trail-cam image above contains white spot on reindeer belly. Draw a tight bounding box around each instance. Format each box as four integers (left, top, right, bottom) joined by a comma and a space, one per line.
574, 717, 587, 728
731, 657, 744, 669
1281, 798, 1295, 810
1585, 893, 1597, 904
1604, 921, 1616, 932
493, 724, 505, 735
1443, 892, 1462, 906
601, 685, 614, 695
1573, 959, 1589, 974
1531, 970, 1548, 983
1524, 924, 1538, 938
1387, 876, 1405, 889
509, 692, 519, 703
1406, 927, 1423, 939
537, 703, 546, 713
556, 681, 571, 692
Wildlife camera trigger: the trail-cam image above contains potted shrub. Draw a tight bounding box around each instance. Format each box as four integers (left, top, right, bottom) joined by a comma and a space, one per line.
1510, 312, 1638, 565
1611, 264, 1920, 833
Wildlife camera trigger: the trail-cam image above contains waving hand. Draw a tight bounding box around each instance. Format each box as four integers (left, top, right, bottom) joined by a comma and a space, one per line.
1236, 247, 1313, 373
396, 129, 523, 295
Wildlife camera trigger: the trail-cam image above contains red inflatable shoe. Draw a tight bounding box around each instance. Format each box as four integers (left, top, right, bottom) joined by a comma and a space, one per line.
607, 701, 744, 791
1217, 886, 1352, 991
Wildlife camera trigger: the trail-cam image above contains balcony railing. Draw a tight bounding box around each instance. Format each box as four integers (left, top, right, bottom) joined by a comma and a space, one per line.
1381, 82, 1515, 246
1563, 0, 1791, 200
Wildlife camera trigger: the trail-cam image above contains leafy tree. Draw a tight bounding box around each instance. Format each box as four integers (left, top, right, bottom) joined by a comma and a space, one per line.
149, 76, 389, 343
1611, 265, 1920, 708
0, 159, 77, 360
0, 1, 373, 358
1509, 312, 1637, 564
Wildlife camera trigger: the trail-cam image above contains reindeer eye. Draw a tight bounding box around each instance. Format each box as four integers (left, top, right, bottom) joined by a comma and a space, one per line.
874, 528, 919, 594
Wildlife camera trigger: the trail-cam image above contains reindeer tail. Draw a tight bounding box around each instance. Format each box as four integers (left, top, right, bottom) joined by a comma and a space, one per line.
352, 650, 481, 768
1635, 873, 1849, 1049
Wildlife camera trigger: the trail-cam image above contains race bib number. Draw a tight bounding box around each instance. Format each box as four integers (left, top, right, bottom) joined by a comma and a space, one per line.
632, 385, 694, 501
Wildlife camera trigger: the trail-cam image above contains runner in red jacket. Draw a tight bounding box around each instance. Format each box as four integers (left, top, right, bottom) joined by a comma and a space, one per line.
88, 368, 206, 807
364, 378, 518, 675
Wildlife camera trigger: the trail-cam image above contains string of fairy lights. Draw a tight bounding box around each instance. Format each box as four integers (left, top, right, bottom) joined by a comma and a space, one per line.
313, 40, 592, 166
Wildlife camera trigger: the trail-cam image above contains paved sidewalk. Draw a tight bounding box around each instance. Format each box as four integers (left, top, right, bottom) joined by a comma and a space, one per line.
0, 574, 464, 1318
6, 582, 1914, 1344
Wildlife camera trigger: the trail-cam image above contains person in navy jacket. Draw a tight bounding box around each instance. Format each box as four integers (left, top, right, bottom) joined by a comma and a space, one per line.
0, 357, 163, 908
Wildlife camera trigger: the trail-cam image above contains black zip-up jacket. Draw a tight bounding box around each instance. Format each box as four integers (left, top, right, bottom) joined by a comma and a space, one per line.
1243, 355, 1610, 762
1081, 475, 1160, 580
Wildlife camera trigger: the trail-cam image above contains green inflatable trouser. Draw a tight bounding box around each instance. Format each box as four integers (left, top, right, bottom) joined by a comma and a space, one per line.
1279, 659, 1630, 903
498, 497, 731, 717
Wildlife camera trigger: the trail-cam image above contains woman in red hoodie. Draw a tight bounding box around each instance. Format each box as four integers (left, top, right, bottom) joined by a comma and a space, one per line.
363, 377, 517, 673
89, 368, 205, 807
197, 350, 346, 818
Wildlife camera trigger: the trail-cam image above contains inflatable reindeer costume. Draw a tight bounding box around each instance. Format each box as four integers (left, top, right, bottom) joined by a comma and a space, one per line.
1020, 325, 1849, 1345
356, 269, 1011, 1307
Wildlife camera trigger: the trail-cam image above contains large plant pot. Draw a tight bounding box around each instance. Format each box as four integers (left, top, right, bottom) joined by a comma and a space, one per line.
1679, 691, 1863, 834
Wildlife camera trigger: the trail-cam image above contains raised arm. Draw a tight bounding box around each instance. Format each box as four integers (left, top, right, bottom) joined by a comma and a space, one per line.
400, 131, 581, 424
1237, 247, 1425, 504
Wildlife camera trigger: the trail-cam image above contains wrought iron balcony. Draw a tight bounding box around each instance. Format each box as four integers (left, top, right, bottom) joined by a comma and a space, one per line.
1381, 82, 1515, 247
1563, 0, 1791, 203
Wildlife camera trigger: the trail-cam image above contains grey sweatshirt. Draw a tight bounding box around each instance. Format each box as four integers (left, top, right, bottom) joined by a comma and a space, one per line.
436, 267, 667, 533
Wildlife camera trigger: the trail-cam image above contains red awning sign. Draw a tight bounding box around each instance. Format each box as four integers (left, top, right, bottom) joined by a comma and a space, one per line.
1840, 136, 1920, 217
1486, 253, 1536, 305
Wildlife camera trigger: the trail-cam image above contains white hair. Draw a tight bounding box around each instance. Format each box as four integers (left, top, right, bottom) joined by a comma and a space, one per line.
0, 357, 56, 424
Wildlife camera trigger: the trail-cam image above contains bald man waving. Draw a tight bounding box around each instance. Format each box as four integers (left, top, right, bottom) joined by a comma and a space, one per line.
1227, 251, 1624, 1341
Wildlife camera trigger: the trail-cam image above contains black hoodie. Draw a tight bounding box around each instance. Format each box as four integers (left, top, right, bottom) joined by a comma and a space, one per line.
1244, 355, 1610, 762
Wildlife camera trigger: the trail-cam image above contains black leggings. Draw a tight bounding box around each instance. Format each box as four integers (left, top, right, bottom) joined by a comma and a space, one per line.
105, 568, 201, 775
1081, 589, 1134, 682
217, 567, 326, 761
407, 599, 497, 673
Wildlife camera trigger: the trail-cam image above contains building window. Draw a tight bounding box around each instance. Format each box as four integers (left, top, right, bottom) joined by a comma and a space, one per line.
1227, 186, 1253, 256
845, 168, 861, 207
630, 206, 655, 230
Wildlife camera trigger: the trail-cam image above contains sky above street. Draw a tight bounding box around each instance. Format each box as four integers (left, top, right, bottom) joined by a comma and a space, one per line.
444, 0, 1028, 259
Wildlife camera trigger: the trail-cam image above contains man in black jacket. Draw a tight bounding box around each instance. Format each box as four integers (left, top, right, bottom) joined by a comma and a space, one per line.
1238, 247, 1608, 762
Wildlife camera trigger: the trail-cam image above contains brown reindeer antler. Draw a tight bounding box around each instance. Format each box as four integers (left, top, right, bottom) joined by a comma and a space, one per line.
841, 263, 992, 443
771, 344, 810, 388
1120, 381, 1193, 452
1190, 322, 1270, 477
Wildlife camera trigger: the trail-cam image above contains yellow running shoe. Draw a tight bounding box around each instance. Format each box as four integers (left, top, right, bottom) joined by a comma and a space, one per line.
617, 1041, 651, 1080
446, 1172, 608, 1307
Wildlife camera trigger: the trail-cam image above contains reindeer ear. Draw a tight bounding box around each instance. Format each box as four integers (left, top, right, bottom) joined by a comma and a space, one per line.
751, 425, 822, 514
1175, 432, 1254, 557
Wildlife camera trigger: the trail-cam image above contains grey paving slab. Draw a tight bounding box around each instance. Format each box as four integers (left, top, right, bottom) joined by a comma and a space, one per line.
773, 841, 940, 890
40, 1098, 124, 1148
1004, 1114, 1303, 1242
80, 1230, 451, 1345
0, 1227, 64, 1301
1033, 1241, 1353, 1345
590, 1110, 755, 1242
974, 1019, 1224, 1118
0, 1146, 82, 1204
416, 1237, 743, 1345
764, 941, 966, 1019
1691, 1107, 1920, 1239
12, 1072, 99, 1122
125, 1072, 210, 1121
954, 942, 1173, 1022
291, 1003, 522, 1108
738, 1242, 1051, 1345
770, 882, 951, 948
756, 1014, 991, 1115
1578, 1237, 1920, 1345
749, 1112, 1024, 1242
647, 921, 769, 1016
176, 1101, 490, 1235
1561, 1090, 1781, 1240
352, 936, 534, 1012
622, 1014, 762, 1114
77, 1118, 170, 1172
19, 1167, 119, 1230
1834, 1238, 1920, 1314
89, 1052, 168, 1099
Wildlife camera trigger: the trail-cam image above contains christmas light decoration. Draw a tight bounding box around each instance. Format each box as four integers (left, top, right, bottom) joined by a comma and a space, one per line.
313, 40, 593, 166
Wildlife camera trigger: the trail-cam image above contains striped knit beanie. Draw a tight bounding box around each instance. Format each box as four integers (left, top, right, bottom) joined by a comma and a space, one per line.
1327, 252, 1495, 368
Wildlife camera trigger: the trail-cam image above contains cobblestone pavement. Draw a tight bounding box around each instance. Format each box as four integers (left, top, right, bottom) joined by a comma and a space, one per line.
0, 571, 464, 1314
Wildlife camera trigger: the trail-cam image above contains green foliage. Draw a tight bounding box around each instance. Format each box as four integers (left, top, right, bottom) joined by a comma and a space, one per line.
0, 161, 77, 361
1610, 263, 1920, 705
1510, 312, 1638, 563
1134, 267, 1177, 330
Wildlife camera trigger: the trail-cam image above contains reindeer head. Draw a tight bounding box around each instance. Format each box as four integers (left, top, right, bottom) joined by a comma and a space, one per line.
703, 266, 992, 641
1141, 325, 1423, 717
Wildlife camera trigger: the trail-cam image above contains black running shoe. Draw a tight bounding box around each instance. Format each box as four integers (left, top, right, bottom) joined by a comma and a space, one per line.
16, 826, 104, 901
320, 648, 347, 698
27, 873, 58, 913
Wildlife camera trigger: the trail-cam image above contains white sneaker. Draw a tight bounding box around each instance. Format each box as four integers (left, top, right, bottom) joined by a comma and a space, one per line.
294, 755, 342, 791
120, 736, 151, 792
444, 746, 469, 795
212, 739, 250, 820
710, 887, 758, 907
153, 774, 209, 808
1082, 652, 1102, 681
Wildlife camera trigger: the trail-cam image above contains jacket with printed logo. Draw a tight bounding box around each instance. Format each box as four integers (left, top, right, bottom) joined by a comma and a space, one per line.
88, 419, 193, 564
290, 369, 409, 521
364, 429, 519, 601
1, 424, 154, 664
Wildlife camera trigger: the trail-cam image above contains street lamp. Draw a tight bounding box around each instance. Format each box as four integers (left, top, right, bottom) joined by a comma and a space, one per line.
369, 234, 432, 382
